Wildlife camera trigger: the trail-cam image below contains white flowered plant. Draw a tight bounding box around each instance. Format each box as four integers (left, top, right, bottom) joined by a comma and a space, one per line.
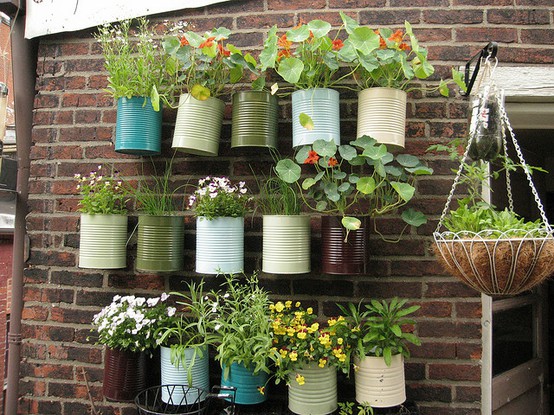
92, 293, 175, 353
188, 176, 251, 219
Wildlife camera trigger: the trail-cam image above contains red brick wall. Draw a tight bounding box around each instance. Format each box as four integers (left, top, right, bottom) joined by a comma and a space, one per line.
0, 236, 13, 413
19, 1, 554, 414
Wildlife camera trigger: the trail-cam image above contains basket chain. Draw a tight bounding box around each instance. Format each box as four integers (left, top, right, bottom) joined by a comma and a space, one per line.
436, 62, 552, 235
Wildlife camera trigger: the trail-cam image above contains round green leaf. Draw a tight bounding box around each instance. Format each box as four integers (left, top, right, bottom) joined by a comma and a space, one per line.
406, 165, 434, 175
356, 177, 376, 195
401, 208, 427, 227
396, 154, 420, 168
316, 201, 327, 211
295, 146, 311, 164
191, 84, 210, 101
391, 182, 415, 202
339, 144, 357, 161
277, 57, 304, 84
307, 20, 331, 38
342, 216, 361, 231
275, 159, 301, 183
302, 177, 317, 190
313, 139, 337, 157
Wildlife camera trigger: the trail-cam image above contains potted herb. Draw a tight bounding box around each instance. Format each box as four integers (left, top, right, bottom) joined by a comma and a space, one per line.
163, 27, 255, 156
132, 159, 185, 273
339, 12, 465, 149
430, 139, 554, 295
96, 17, 171, 155
212, 274, 278, 405
91, 293, 174, 401
338, 298, 421, 408
260, 19, 352, 147
270, 301, 350, 415
188, 176, 251, 274
276, 136, 432, 274
257, 173, 311, 274
75, 165, 128, 269
156, 280, 217, 404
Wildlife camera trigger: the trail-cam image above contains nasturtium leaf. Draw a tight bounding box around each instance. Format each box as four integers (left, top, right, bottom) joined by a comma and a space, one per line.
302, 177, 317, 190
397, 154, 420, 167
295, 146, 310, 164
277, 57, 304, 85
356, 177, 376, 195
401, 208, 427, 227
307, 20, 331, 38
191, 84, 211, 101
313, 139, 337, 158
342, 216, 361, 231
299, 113, 314, 130
339, 144, 357, 161
275, 159, 301, 183
391, 182, 415, 202
316, 201, 327, 211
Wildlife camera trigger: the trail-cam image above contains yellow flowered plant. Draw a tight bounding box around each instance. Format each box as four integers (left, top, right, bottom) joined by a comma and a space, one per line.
269, 300, 351, 385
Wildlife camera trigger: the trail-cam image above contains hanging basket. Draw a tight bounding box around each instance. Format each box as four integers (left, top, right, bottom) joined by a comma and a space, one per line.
433, 62, 554, 296
434, 231, 554, 296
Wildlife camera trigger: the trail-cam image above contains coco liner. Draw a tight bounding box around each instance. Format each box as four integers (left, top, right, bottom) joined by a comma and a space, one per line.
433, 230, 554, 296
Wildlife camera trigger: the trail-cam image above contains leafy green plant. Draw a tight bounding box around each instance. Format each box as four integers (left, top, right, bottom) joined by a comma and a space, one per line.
337, 298, 421, 366
156, 280, 218, 381
260, 19, 353, 92
95, 17, 172, 110
212, 274, 279, 378
75, 165, 128, 215
255, 172, 302, 216
276, 136, 432, 234
188, 176, 251, 219
132, 157, 183, 216
428, 139, 549, 238
162, 26, 256, 101
338, 402, 374, 415
339, 12, 465, 95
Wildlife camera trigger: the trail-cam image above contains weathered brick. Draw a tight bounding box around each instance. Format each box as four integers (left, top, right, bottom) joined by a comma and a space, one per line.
429, 363, 481, 381
418, 320, 481, 339
487, 8, 550, 25
407, 382, 452, 402
360, 9, 421, 25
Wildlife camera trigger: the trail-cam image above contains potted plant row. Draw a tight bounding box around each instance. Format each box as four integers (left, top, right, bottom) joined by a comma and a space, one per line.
96, 16, 464, 157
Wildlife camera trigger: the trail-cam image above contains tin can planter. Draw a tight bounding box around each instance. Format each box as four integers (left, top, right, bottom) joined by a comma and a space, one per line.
354, 354, 406, 408
288, 363, 337, 415
231, 91, 278, 149
195, 216, 244, 274
79, 213, 127, 269
172, 93, 225, 156
220, 363, 268, 405
136, 215, 184, 272
321, 216, 369, 275
292, 88, 340, 148
115, 96, 162, 156
262, 215, 310, 274
160, 345, 210, 404
103, 347, 147, 402
357, 87, 407, 149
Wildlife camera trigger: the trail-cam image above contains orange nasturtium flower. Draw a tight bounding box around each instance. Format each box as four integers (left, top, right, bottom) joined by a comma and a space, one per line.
332, 39, 344, 51
217, 43, 231, 57
199, 36, 216, 49
180, 36, 189, 47
399, 42, 410, 51
277, 49, 291, 61
278, 33, 292, 49
388, 29, 404, 43
375, 30, 387, 49
327, 157, 338, 167
304, 150, 320, 164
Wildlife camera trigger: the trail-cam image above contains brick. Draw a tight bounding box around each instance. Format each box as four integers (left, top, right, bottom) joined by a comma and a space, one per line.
425, 281, 480, 298
22, 306, 49, 321
60, 42, 91, 56
268, 0, 326, 10
418, 320, 481, 339
424, 9, 483, 24
456, 27, 518, 44
416, 301, 453, 318
21, 362, 74, 380
410, 341, 456, 359
29, 250, 77, 268
293, 278, 354, 297
521, 29, 554, 45
34, 94, 59, 109
50, 306, 97, 324
429, 363, 481, 381
456, 343, 482, 360
358, 281, 423, 298
360, 9, 421, 25
407, 382, 452, 403
487, 8, 550, 25
49, 381, 102, 401
50, 270, 104, 288
456, 301, 482, 318
108, 274, 165, 291
456, 385, 481, 402
329, 0, 384, 7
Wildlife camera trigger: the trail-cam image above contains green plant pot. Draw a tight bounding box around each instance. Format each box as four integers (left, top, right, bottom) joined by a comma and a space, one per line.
231, 90, 279, 149
220, 363, 268, 405
172, 93, 225, 156
136, 215, 184, 272
288, 362, 337, 415
262, 215, 310, 274
79, 213, 128, 269
115, 96, 162, 155
357, 87, 407, 149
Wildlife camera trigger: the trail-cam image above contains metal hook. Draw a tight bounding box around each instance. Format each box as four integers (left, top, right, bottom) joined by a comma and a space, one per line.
461, 41, 498, 96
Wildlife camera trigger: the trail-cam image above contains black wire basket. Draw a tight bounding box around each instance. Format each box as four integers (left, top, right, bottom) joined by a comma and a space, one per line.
135, 385, 236, 415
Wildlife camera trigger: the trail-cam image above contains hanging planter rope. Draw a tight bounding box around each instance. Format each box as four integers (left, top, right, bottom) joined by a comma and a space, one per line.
433, 56, 554, 296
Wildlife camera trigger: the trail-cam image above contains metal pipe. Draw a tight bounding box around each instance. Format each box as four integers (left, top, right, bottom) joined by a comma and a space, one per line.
4, 10, 38, 415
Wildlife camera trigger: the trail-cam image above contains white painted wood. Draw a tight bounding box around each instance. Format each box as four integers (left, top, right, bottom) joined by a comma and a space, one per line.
481, 294, 493, 415
25, 0, 235, 39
